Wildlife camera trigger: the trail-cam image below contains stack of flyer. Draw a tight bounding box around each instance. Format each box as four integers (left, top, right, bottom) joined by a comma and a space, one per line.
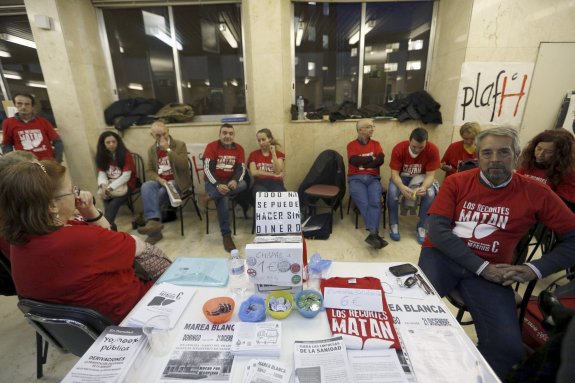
230, 321, 282, 357
125, 283, 196, 329
61, 326, 147, 383
242, 359, 292, 383
293, 337, 353, 383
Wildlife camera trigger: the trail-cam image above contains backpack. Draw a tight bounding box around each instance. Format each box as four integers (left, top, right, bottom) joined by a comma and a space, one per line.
302, 213, 332, 240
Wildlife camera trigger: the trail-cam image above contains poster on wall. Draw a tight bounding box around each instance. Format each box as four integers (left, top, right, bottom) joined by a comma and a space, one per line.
454, 62, 534, 127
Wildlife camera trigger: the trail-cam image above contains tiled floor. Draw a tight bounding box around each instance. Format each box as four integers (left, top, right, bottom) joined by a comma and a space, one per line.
1, 203, 475, 382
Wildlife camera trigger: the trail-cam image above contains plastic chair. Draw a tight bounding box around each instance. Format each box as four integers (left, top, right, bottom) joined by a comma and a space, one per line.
178, 157, 202, 236
17, 298, 113, 378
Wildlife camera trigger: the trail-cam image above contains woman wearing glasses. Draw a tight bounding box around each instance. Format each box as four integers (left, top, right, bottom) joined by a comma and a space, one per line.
0, 160, 169, 324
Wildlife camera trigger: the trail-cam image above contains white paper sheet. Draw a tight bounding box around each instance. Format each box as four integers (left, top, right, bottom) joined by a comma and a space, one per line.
348, 349, 409, 383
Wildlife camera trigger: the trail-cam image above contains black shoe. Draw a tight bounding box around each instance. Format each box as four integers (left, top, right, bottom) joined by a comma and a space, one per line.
365, 234, 384, 249
377, 235, 389, 249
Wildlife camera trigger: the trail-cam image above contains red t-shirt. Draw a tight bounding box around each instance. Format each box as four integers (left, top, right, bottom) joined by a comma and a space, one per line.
441, 140, 477, 177
1, 116, 60, 160
321, 276, 400, 350
98, 151, 138, 190
347, 139, 384, 176
156, 148, 174, 181
423, 168, 575, 264
389, 140, 440, 176
202, 140, 245, 182
248, 149, 285, 181
516, 166, 575, 204
11, 224, 152, 324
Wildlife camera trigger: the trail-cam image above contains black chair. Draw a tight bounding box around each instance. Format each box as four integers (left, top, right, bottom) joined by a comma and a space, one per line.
178, 157, 202, 236
0, 251, 16, 296
128, 152, 145, 229
346, 186, 388, 230
17, 298, 113, 379
447, 225, 557, 326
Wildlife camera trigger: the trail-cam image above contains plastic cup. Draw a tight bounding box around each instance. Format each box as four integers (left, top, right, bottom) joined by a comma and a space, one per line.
142, 315, 172, 356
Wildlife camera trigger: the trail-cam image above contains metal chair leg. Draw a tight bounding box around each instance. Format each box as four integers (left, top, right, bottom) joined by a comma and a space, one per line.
36, 332, 48, 379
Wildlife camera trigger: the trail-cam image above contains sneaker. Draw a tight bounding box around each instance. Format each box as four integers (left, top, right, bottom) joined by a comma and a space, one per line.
389, 224, 401, 241
137, 219, 164, 235
416, 226, 426, 244
223, 234, 237, 252
145, 232, 163, 245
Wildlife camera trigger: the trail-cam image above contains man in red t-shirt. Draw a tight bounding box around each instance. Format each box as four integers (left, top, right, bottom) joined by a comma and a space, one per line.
347, 119, 388, 249
203, 123, 247, 252
137, 121, 192, 244
418, 127, 575, 378
1, 93, 63, 162
388, 127, 440, 243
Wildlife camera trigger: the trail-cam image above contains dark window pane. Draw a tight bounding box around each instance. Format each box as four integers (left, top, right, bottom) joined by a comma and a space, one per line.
0, 14, 55, 125
102, 7, 178, 104
173, 3, 245, 115
363, 2, 434, 105
294, 2, 361, 111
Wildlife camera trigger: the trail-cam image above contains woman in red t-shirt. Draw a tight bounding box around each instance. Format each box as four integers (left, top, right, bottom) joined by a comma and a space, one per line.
0, 160, 168, 324
517, 129, 575, 211
248, 128, 286, 198
440, 122, 480, 177
95, 131, 137, 231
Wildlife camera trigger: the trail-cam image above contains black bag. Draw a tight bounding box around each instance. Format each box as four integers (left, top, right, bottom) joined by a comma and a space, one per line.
302, 213, 332, 240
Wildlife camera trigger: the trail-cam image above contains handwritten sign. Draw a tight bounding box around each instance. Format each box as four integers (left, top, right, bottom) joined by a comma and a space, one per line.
454, 62, 534, 127
323, 287, 384, 312
245, 242, 303, 286
255, 192, 301, 235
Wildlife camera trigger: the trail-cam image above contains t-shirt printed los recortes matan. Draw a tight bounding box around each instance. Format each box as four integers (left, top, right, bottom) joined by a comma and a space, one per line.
321, 276, 400, 350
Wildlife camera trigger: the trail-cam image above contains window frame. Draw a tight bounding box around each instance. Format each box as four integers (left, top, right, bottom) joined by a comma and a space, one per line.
95, 2, 249, 124
291, 0, 438, 112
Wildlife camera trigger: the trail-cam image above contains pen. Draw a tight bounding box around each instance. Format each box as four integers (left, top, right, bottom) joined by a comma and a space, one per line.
415, 273, 434, 295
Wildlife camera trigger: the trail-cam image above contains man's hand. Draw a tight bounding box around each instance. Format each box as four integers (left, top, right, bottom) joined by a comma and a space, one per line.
497, 264, 538, 286
400, 185, 415, 199
227, 180, 238, 190
480, 264, 509, 284
216, 184, 230, 195
414, 186, 427, 196
158, 135, 170, 150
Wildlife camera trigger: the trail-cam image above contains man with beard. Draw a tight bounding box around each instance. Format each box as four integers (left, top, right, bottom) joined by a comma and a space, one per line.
418, 127, 575, 379
516, 129, 575, 212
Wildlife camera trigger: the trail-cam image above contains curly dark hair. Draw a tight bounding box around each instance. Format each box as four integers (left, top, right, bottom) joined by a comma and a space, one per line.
95, 131, 128, 171
519, 129, 575, 186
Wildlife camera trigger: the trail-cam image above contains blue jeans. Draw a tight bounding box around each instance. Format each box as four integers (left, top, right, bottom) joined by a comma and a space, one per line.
141, 180, 179, 221
103, 193, 129, 230
205, 180, 247, 236
418, 247, 524, 378
387, 175, 435, 229
348, 174, 382, 233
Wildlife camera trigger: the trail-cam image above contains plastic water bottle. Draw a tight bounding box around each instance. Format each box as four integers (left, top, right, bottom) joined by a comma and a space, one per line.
228, 249, 247, 296
297, 96, 305, 120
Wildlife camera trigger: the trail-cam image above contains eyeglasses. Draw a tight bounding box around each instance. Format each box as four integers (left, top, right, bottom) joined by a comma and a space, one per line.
54, 186, 80, 199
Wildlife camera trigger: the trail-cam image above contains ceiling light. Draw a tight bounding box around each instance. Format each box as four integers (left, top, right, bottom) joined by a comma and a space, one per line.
219, 23, 238, 49
128, 83, 143, 91
304, 77, 310, 85
26, 80, 46, 88
406, 60, 422, 71
4, 70, 21, 80
0, 33, 36, 49
348, 21, 375, 45
296, 21, 305, 47
142, 11, 182, 51
0, 50, 11, 58
153, 29, 182, 51
230, 79, 239, 87
203, 79, 210, 87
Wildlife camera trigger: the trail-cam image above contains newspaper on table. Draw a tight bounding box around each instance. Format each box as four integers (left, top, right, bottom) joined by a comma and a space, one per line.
293, 336, 353, 383
159, 321, 235, 382
230, 321, 282, 357
61, 326, 147, 383
242, 359, 292, 383
125, 283, 196, 329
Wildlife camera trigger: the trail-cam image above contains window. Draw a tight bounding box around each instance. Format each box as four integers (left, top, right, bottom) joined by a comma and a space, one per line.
99, 2, 245, 120
293, 1, 435, 114
0, 14, 55, 126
